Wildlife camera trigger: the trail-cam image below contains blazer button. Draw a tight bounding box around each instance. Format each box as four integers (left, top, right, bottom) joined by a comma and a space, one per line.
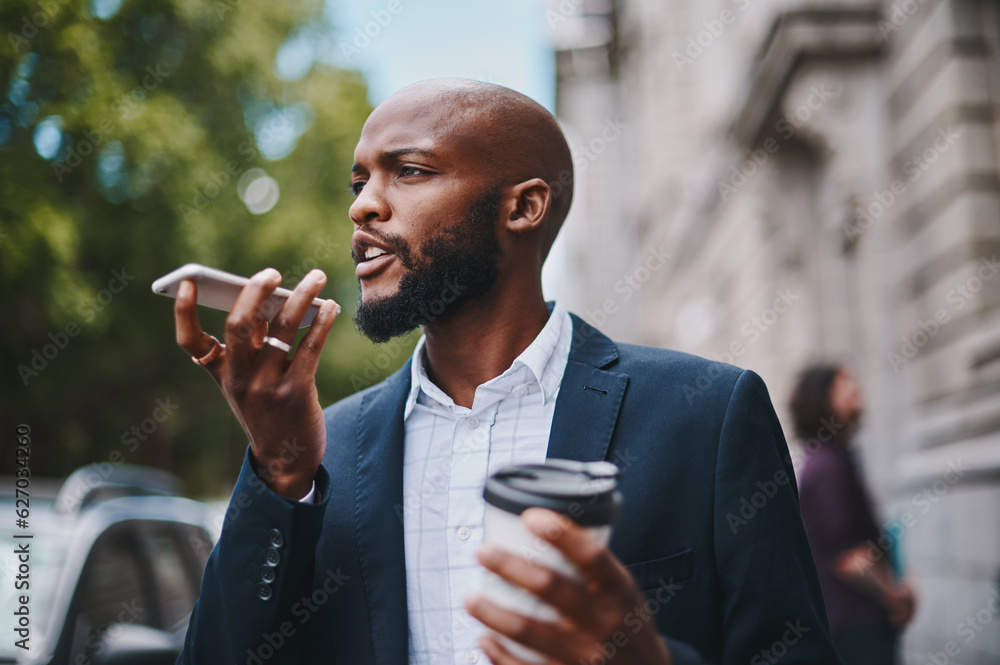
269, 528, 284, 548
256, 583, 273, 601
265, 547, 281, 566
260, 566, 276, 583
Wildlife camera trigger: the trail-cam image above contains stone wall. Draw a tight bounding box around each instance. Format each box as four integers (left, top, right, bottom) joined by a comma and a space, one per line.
548, 0, 1000, 661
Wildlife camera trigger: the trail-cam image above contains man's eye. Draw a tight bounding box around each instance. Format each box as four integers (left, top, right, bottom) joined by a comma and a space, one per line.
399, 165, 427, 177
349, 181, 365, 196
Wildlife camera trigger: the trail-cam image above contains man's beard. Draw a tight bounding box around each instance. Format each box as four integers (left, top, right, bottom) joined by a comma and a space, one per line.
353, 186, 503, 343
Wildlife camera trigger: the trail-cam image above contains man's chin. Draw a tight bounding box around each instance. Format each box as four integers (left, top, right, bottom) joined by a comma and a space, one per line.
353, 294, 422, 344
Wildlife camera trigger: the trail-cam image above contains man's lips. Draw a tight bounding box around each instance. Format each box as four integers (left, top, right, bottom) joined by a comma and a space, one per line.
355, 252, 396, 278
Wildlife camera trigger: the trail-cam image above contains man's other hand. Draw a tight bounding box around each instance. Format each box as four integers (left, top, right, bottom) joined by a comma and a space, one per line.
174, 268, 339, 499
466, 508, 674, 665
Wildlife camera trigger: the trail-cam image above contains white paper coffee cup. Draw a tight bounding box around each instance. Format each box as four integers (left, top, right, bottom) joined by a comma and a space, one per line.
481, 459, 622, 662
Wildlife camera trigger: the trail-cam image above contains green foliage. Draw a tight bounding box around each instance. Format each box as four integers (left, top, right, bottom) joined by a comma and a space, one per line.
0, 0, 417, 494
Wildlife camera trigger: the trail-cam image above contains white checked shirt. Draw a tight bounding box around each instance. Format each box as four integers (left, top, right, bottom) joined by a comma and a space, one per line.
401, 303, 573, 665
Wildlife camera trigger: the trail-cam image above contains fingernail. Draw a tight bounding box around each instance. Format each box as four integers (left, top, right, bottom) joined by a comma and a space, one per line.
255, 268, 281, 283
320, 300, 341, 318
178, 280, 192, 298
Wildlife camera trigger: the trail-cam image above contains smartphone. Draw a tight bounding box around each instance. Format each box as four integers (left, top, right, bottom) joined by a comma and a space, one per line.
152, 263, 329, 328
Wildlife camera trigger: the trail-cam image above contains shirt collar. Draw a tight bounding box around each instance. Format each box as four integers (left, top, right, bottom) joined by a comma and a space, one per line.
403, 302, 572, 420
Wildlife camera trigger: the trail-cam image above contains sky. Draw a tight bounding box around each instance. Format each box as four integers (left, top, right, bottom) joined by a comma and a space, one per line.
321, 0, 555, 111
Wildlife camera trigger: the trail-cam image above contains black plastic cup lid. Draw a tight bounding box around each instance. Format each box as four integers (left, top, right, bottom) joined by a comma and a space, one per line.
484, 459, 622, 526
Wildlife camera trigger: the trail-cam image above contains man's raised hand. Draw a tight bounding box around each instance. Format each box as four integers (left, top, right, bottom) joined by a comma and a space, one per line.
174, 267, 340, 499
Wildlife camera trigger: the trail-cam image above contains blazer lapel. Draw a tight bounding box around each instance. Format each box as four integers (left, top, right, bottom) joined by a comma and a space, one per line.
547, 314, 629, 464
354, 362, 411, 665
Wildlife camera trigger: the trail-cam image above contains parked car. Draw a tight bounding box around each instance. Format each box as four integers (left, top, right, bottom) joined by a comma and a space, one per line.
0, 464, 217, 664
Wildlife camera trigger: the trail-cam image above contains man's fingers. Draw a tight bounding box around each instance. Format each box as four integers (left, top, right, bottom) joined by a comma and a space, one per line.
465, 594, 579, 664
478, 633, 523, 665
225, 268, 282, 370
175, 281, 209, 353
259, 269, 327, 359
174, 280, 219, 356
474, 545, 603, 633
174, 280, 225, 377
478, 632, 562, 665
290, 299, 340, 379
520, 508, 628, 590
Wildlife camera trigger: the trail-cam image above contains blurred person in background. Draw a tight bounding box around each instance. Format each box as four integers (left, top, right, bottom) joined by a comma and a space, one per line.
792, 364, 917, 665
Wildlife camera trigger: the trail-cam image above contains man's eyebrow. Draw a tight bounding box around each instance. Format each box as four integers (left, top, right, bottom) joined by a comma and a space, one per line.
351, 147, 438, 173
384, 147, 437, 160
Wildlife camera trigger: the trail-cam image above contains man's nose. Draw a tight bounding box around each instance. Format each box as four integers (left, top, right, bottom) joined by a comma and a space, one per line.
349, 179, 389, 226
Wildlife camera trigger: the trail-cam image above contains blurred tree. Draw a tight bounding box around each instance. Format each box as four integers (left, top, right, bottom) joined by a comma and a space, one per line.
0, 0, 415, 494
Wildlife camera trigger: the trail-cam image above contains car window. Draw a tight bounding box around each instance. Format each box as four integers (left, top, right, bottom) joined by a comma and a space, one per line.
67, 521, 157, 659
144, 522, 210, 630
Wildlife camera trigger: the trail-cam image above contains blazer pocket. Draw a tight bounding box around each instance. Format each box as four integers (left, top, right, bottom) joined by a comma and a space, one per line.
625, 549, 695, 592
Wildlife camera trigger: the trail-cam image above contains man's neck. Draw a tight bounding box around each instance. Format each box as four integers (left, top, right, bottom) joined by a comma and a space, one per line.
421, 289, 551, 409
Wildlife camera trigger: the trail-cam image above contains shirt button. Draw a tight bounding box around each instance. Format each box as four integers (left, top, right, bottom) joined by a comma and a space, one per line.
260, 566, 276, 583
269, 528, 284, 548
265, 547, 281, 566
466, 416, 479, 429
464, 650, 479, 663
457, 525, 472, 540
256, 583, 273, 601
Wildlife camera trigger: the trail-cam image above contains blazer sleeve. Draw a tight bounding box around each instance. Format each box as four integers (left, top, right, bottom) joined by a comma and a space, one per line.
665, 370, 842, 665
178, 447, 331, 665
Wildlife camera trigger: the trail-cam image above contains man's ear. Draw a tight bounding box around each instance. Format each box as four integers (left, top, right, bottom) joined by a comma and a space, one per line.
504, 178, 551, 233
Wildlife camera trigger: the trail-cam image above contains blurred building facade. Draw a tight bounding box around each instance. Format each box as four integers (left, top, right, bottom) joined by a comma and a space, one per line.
547, 0, 1000, 662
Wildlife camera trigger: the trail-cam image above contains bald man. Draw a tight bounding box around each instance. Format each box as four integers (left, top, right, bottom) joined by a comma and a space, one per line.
176, 80, 840, 665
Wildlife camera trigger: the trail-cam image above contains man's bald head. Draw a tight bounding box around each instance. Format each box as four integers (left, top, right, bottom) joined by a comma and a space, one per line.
368, 79, 574, 257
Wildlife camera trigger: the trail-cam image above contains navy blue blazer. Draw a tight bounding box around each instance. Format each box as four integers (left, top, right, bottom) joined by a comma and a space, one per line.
180, 314, 841, 665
